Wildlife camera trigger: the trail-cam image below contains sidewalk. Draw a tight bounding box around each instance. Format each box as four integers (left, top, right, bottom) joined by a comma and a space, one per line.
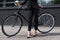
0, 26, 60, 40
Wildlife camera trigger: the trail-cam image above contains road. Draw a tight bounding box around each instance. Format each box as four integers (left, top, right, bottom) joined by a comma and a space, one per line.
0, 26, 60, 40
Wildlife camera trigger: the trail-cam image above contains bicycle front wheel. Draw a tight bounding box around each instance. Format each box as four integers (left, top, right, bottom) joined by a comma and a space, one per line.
38, 13, 55, 33
2, 14, 23, 37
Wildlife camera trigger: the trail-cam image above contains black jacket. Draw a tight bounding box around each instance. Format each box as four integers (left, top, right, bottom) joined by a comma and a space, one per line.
19, 0, 38, 5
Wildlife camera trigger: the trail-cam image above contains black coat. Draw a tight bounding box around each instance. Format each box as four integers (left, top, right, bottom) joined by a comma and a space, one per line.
19, 0, 38, 5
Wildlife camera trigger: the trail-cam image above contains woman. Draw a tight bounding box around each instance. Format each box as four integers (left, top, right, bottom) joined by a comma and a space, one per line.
15, 0, 43, 38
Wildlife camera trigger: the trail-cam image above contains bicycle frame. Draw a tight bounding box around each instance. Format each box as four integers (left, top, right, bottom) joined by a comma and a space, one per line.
16, 8, 42, 26
17, 9, 30, 24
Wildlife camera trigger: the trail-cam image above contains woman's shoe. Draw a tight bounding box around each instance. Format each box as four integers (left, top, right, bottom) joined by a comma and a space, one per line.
32, 34, 37, 37
27, 31, 32, 38
32, 30, 38, 37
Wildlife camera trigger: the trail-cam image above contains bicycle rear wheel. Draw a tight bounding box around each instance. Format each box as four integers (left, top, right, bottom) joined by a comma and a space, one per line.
38, 13, 55, 33
2, 14, 23, 37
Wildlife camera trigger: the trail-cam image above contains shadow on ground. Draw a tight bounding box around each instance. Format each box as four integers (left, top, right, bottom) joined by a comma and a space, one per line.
8, 32, 60, 38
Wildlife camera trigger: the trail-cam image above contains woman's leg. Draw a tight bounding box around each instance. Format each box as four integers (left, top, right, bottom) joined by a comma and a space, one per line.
33, 14, 38, 36
27, 11, 34, 38
34, 10, 38, 30
28, 12, 34, 31
33, 8, 39, 36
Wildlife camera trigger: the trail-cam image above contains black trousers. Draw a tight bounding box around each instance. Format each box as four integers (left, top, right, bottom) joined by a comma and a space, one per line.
28, 8, 39, 31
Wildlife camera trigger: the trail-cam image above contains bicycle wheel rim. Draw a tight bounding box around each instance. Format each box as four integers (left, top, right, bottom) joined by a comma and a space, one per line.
38, 13, 54, 33
2, 15, 23, 36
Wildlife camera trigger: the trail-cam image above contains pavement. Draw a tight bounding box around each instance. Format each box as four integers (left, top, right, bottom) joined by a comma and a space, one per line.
0, 26, 60, 40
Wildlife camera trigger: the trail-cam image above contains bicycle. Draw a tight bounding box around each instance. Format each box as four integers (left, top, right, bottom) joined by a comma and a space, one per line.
1, 1, 55, 37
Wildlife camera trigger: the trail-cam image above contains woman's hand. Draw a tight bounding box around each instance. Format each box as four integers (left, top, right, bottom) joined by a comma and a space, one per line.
38, 4, 43, 8
15, 0, 20, 6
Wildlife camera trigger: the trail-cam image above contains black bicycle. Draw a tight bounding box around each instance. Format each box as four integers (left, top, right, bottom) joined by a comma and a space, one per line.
2, 0, 55, 37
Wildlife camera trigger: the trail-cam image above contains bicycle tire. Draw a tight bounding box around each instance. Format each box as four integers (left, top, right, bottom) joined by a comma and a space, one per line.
38, 12, 55, 33
2, 14, 23, 37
